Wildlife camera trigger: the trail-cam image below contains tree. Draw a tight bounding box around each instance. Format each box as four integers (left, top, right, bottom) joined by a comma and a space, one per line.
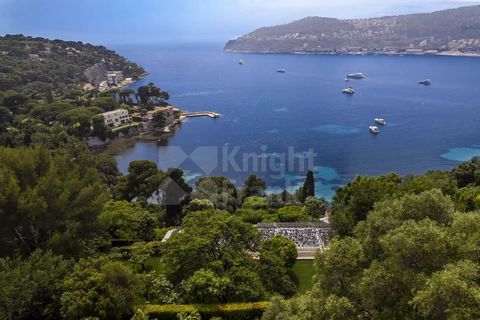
260, 235, 297, 268
136, 83, 169, 106
0, 250, 72, 320
0, 106, 13, 127
277, 205, 306, 222
92, 115, 109, 141
262, 293, 357, 320
191, 176, 238, 212
183, 198, 215, 215
356, 259, 422, 319
242, 196, 268, 210
129, 242, 154, 272
259, 252, 296, 297
60, 256, 141, 320
332, 173, 401, 236
267, 193, 285, 210
160, 210, 265, 302
161, 210, 260, 283
449, 213, 480, 263
399, 170, 457, 196
93, 96, 118, 112
183, 268, 230, 303
95, 155, 121, 189
315, 237, 365, 298
355, 189, 454, 261
143, 272, 180, 304
0, 145, 109, 257
136, 85, 150, 105
2, 90, 28, 112
152, 110, 167, 128
241, 175, 266, 200
263, 172, 480, 320
303, 196, 327, 218
300, 170, 315, 203
100, 200, 159, 241
115, 160, 166, 202
455, 185, 480, 212
412, 260, 480, 320
452, 157, 480, 188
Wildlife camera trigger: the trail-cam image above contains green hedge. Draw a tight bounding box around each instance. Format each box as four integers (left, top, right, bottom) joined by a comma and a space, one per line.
139, 302, 270, 320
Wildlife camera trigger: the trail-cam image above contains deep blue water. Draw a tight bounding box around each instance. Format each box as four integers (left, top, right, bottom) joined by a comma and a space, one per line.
111, 43, 480, 200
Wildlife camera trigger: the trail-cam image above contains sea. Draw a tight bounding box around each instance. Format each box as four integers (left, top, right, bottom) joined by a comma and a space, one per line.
110, 42, 480, 200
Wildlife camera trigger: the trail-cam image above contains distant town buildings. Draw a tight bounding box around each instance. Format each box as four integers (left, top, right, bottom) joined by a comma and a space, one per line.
101, 109, 132, 127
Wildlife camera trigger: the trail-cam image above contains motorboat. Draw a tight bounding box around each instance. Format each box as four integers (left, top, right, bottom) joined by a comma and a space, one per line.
374, 118, 386, 125
277, 69, 287, 73
239, 59, 245, 65
347, 73, 366, 79
419, 79, 431, 85
369, 126, 380, 134
342, 87, 355, 94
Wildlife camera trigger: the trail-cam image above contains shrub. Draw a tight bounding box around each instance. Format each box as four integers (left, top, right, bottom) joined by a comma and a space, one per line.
139, 302, 270, 320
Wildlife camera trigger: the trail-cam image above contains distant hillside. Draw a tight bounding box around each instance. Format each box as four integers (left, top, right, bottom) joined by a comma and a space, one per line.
0, 34, 145, 96
225, 5, 480, 55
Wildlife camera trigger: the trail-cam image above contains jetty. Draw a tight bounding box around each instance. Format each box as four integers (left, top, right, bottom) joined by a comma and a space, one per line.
181, 111, 221, 119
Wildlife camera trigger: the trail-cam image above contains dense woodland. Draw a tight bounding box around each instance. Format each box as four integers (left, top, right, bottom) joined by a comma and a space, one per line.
1, 36, 480, 320
0, 35, 145, 96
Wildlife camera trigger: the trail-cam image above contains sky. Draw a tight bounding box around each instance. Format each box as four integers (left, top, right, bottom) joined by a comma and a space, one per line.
0, 0, 479, 44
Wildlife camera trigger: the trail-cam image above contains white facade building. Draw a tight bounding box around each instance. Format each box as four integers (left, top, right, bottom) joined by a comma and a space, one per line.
101, 109, 132, 127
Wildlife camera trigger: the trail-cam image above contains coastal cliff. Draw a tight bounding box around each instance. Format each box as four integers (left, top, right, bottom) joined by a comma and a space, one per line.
224, 5, 480, 55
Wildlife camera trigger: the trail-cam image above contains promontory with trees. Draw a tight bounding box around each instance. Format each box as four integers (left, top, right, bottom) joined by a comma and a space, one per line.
1, 35, 480, 320
0, 35, 182, 149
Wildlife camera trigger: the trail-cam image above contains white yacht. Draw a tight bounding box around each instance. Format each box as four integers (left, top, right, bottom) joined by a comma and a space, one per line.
239, 59, 245, 65
347, 73, 366, 79
342, 87, 355, 94
374, 118, 386, 125
277, 68, 287, 73
369, 126, 380, 134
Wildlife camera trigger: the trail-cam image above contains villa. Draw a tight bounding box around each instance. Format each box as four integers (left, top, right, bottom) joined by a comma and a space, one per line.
101, 109, 132, 127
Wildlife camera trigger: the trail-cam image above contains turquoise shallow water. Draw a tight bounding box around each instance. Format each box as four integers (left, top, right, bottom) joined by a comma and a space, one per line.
111, 43, 480, 200
442, 147, 480, 162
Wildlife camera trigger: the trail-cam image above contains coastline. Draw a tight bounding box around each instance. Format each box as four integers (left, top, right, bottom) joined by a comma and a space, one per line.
224, 49, 480, 58
98, 71, 150, 92
96, 110, 220, 156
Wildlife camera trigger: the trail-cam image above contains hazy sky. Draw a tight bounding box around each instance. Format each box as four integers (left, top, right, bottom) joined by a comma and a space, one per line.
1, 0, 479, 44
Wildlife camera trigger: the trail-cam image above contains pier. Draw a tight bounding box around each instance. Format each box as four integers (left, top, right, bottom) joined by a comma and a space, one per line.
181, 111, 221, 118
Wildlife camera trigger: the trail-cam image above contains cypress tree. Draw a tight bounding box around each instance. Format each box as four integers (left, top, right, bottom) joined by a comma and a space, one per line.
302, 170, 315, 202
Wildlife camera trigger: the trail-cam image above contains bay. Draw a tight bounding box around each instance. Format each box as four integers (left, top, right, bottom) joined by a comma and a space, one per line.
111, 42, 480, 200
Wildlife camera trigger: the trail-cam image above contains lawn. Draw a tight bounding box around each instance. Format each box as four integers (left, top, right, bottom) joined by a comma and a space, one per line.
290, 260, 315, 294
144, 257, 316, 294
